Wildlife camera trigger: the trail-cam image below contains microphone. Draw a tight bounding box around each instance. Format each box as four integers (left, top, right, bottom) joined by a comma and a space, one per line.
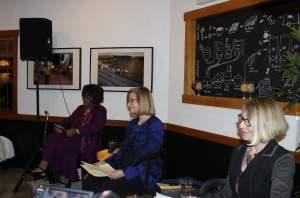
42, 110, 49, 146
44, 110, 49, 120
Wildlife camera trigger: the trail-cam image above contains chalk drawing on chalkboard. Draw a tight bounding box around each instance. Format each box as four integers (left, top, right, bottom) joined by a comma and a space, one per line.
267, 33, 297, 69
195, 0, 300, 101
199, 44, 214, 64
264, 15, 275, 25
279, 34, 290, 64
281, 13, 300, 27
216, 27, 225, 37
244, 52, 259, 76
212, 74, 222, 89
200, 39, 244, 78
258, 77, 274, 97
269, 35, 279, 68
204, 65, 242, 93
209, 47, 241, 73
228, 22, 239, 34
244, 15, 258, 32
224, 41, 233, 60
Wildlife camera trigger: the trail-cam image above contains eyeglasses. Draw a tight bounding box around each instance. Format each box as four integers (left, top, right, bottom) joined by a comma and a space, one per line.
128, 98, 137, 104
238, 114, 251, 127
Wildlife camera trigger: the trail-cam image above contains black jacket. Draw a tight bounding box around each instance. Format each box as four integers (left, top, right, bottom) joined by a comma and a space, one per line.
228, 140, 294, 198
204, 140, 295, 198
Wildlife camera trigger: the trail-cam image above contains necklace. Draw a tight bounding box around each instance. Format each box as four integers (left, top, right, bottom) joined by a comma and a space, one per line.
246, 147, 256, 165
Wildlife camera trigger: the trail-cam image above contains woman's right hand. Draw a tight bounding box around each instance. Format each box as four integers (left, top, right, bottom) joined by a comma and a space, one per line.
54, 127, 64, 134
94, 160, 106, 167
53, 124, 65, 134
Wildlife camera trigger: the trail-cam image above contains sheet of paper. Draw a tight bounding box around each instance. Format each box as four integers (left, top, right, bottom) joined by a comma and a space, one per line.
157, 183, 181, 190
80, 161, 115, 177
155, 192, 172, 198
53, 124, 66, 133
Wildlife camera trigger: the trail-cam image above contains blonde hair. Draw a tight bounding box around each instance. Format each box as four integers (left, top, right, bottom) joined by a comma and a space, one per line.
127, 87, 155, 116
244, 97, 288, 146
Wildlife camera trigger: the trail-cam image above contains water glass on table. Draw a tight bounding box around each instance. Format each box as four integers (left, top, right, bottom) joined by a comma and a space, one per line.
180, 177, 193, 197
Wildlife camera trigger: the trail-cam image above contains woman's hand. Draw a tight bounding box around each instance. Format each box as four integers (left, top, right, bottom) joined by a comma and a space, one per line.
54, 127, 64, 134
53, 124, 64, 134
66, 128, 77, 137
108, 170, 125, 180
94, 160, 106, 167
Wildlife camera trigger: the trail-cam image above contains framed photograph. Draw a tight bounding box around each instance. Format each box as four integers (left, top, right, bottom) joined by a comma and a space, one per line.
90, 47, 153, 92
27, 48, 81, 90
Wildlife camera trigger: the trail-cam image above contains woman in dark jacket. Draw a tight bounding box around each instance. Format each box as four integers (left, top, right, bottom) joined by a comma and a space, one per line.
204, 97, 295, 198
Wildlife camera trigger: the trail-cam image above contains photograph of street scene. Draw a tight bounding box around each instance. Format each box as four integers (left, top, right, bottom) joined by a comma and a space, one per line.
34, 52, 73, 85
97, 52, 144, 87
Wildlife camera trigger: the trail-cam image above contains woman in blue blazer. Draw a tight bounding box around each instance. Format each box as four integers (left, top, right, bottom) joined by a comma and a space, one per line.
83, 87, 164, 195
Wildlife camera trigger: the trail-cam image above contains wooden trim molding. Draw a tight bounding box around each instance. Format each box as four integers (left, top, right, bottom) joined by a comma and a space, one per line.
0, 113, 43, 121
166, 123, 300, 164
0, 30, 18, 115
182, 95, 300, 116
166, 123, 242, 147
106, 120, 128, 127
0, 114, 129, 127
184, 0, 270, 20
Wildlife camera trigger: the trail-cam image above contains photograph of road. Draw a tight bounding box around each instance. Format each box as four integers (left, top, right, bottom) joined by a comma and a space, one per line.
97, 53, 144, 87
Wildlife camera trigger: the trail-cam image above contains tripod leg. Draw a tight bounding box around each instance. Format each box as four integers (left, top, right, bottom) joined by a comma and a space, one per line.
13, 146, 40, 193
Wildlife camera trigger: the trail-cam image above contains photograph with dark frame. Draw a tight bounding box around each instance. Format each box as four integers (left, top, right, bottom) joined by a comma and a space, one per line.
27, 48, 81, 90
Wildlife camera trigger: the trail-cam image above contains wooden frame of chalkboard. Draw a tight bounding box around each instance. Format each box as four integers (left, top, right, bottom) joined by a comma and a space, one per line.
182, 0, 299, 115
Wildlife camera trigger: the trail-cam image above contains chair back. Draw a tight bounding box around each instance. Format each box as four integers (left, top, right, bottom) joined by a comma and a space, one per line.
199, 178, 226, 195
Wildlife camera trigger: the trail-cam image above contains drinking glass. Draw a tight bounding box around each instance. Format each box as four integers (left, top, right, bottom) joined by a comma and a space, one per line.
240, 83, 248, 99
192, 81, 203, 96
247, 83, 255, 100
108, 140, 119, 153
180, 177, 193, 198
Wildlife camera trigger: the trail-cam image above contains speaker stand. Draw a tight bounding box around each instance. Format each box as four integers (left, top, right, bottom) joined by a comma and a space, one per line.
35, 60, 41, 120
14, 60, 44, 193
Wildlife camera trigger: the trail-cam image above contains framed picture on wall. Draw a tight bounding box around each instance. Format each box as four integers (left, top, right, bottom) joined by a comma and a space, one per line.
90, 47, 153, 92
27, 48, 81, 90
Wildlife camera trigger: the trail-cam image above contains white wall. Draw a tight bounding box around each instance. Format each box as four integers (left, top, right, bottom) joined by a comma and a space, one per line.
0, 0, 17, 28
0, 0, 170, 122
168, 0, 300, 151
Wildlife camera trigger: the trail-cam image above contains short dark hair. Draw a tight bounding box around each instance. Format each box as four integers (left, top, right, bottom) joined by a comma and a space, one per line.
82, 84, 104, 104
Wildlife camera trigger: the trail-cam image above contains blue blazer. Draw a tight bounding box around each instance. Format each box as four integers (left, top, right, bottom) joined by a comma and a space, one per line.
106, 115, 164, 191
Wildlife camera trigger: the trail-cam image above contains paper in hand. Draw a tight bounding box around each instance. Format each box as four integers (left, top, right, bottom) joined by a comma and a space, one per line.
54, 124, 66, 133
80, 161, 115, 177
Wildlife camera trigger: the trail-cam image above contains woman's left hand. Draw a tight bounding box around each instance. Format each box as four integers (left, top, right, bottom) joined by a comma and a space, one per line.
66, 128, 77, 137
108, 170, 125, 180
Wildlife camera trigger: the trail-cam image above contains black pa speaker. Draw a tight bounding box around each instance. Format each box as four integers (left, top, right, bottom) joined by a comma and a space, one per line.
20, 18, 52, 61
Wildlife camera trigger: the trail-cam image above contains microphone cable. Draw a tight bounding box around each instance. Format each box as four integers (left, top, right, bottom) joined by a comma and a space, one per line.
59, 83, 71, 116
43, 110, 49, 147
53, 55, 71, 116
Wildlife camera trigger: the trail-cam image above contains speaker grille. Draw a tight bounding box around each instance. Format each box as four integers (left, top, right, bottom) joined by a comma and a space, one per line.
20, 18, 52, 61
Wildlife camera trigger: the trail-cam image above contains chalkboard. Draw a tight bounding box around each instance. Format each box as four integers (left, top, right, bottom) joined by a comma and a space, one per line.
195, 0, 300, 101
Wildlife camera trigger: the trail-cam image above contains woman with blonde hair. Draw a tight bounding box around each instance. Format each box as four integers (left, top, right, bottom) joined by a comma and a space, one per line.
204, 97, 295, 198
83, 87, 164, 195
